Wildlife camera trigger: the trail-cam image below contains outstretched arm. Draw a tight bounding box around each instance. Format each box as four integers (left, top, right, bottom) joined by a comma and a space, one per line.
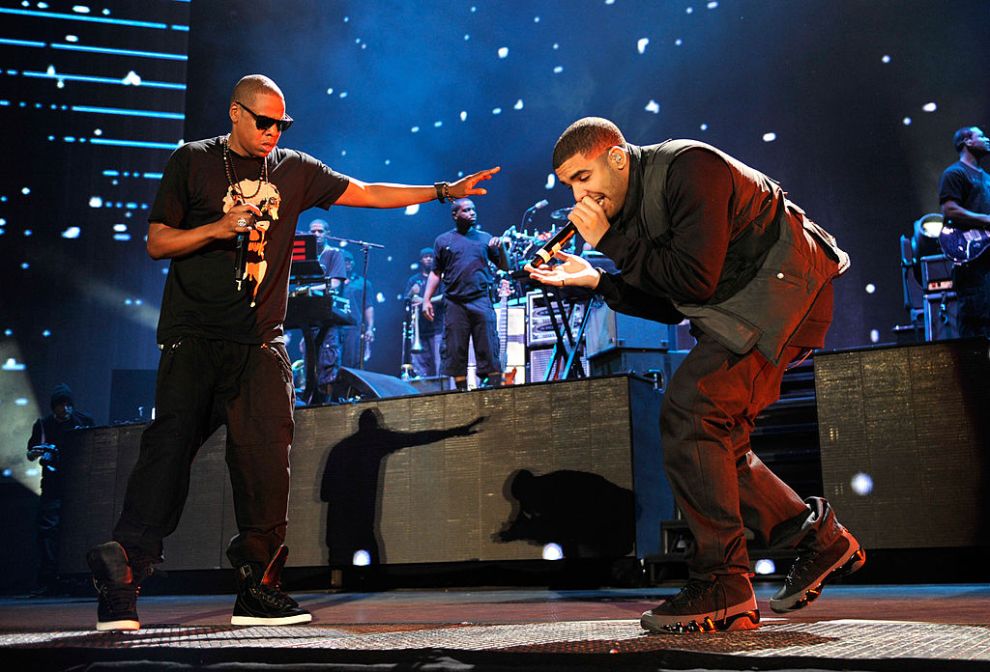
335, 167, 500, 208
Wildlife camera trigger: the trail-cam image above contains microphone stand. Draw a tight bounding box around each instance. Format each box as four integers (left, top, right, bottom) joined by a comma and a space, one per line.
328, 236, 384, 370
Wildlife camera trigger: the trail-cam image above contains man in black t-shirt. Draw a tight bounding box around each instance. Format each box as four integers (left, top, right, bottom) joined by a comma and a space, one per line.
85, 74, 500, 632
422, 198, 507, 389
404, 247, 442, 377
938, 126, 990, 337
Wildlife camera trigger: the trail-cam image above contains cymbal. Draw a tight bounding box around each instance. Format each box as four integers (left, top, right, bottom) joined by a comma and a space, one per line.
550, 206, 574, 220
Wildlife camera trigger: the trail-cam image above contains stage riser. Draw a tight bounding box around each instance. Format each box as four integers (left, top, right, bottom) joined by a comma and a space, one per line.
815, 339, 990, 550
58, 376, 669, 573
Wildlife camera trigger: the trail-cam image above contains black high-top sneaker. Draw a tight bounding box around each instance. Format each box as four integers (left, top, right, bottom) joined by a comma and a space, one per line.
86, 541, 144, 631
770, 525, 866, 613
231, 546, 312, 626
640, 573, 760, 634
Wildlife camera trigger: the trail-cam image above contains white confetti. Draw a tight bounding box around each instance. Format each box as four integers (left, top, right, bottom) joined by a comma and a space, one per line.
637, 38, 649, 54
404, 204, 420, 216
881, 55, 891, 63
411, 126, 420, 133
122, 70, 141, 86
645, 99, 660, 114
88, 196, 103, 208
754, 559, 775, 575
498, 47, 509, 59
903, 117, 912, 125
700, 123, 708, 131
113, 224, 127, 232
762, 132, 777, 142
513, 99, 524, 110
492, 107, 502, 115
553, 65, 563, 73
326, 87, 334, 95
61, 226, 80, 239
865, 283, 876, 294
434, 120, 443, 127
542, 543, 564, 560
922, 101, 937, 112
65, 35, 78, 42
545, 173, 556, 190
21, 187, 30, 195
459, 111, 468, 121
870, 329, 880, 343
707, 1, 719, 8
686, 6, 694, 13
851, 472, 873, 495
675, 38, 683, 46
2, 358, 26, 371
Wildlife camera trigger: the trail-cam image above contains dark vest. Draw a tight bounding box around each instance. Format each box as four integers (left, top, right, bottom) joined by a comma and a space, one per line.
619, 141, 850, 362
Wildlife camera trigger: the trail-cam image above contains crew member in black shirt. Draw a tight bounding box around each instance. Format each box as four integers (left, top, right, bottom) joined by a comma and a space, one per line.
26, 384, 93, 596
85, 74, 499, 631
939, 126, 990, 337
422, 198, 507, 389
528, 117, 863, 634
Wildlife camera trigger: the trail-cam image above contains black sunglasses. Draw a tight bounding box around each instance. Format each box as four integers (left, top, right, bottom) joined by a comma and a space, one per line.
236, 100, 293, 132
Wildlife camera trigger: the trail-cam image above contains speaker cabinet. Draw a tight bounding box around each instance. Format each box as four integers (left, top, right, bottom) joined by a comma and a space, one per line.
58, 376, 670, 572
815, 339, 990, 549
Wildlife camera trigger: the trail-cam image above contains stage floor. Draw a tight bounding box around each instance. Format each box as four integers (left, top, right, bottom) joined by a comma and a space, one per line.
1, 583, 988, 671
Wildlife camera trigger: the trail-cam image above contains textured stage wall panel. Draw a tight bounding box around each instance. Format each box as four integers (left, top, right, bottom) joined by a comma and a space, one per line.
815, 339, 990, 550
59, 376, 667, 573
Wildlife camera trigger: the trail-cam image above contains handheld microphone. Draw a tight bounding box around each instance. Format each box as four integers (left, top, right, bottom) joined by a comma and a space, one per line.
234, 232, 249, 290
529, 223, 576, 268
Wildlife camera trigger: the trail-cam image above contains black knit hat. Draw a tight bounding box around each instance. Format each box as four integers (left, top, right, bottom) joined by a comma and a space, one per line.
50, 383, 73, 409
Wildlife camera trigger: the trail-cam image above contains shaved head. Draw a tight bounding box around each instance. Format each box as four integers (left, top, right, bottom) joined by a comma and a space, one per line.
230, 74, 284, 107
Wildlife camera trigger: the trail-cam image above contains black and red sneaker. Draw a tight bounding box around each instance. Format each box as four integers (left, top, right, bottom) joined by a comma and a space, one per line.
770, 526, 866, 613
641, 573, 760, 634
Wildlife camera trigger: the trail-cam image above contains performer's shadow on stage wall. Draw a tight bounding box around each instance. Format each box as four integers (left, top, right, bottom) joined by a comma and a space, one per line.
319, 408, 485, 565
494, 469, 638, 558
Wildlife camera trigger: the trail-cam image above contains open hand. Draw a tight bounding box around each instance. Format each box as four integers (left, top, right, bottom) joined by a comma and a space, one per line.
450, 166, 501, 198
525, 250, 601, 289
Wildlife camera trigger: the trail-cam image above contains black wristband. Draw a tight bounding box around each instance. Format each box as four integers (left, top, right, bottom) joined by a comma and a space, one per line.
434, 182, 448, 203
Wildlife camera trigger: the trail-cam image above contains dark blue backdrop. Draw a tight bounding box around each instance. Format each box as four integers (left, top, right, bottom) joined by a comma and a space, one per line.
2, 1, 989, 484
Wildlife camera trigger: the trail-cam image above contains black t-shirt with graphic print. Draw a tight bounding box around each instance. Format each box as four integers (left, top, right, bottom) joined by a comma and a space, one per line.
149, 136, 349, 344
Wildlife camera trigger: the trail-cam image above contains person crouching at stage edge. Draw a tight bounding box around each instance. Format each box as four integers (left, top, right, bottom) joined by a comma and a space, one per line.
422, 198, 508, 390
84, 73, 500, 632
527, 117, 865, 634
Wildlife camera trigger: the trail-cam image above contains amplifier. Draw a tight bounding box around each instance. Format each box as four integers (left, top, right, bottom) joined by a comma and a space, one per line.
528, 345, 588, 382
585, 299, 678, 356
920, 254, 953, 292
526, 290, 586, 347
